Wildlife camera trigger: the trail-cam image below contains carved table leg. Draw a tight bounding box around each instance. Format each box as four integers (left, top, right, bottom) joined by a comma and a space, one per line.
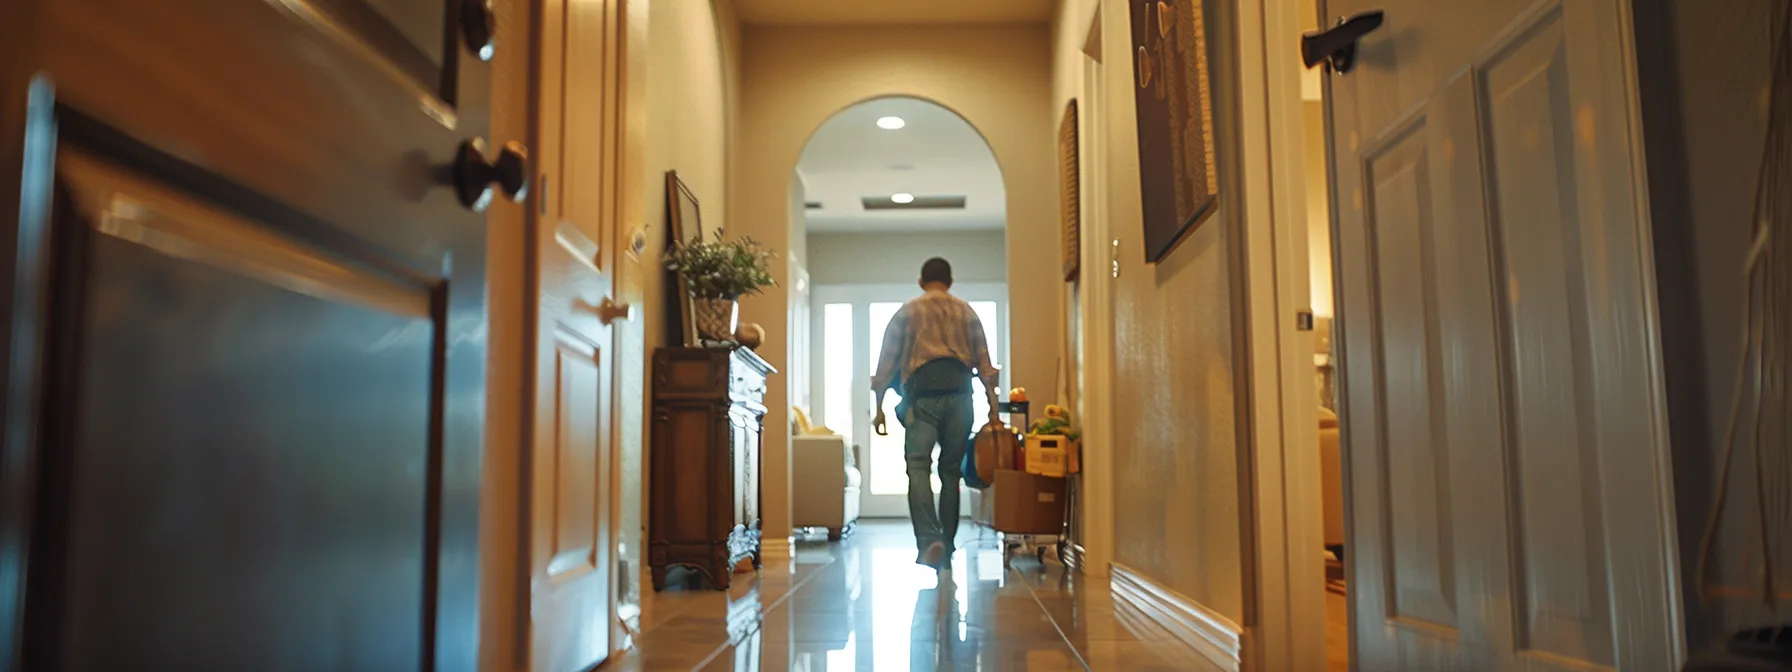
710, 549, 732, 591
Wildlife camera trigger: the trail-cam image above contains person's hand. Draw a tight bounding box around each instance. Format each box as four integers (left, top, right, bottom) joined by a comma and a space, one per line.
986, 405, 1002, 427
873, 409, 889, 436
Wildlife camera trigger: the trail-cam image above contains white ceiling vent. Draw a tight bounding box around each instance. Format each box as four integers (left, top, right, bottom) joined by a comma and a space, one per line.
862, 195, 967, 210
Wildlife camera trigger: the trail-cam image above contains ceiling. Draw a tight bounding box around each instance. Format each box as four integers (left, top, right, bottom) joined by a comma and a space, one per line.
798, 97, 1005, 233
737, 0, 1055, 26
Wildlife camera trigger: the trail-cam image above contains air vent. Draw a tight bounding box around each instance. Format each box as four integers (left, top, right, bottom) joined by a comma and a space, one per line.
805, 201, 823, 209
862, 195, 967, 210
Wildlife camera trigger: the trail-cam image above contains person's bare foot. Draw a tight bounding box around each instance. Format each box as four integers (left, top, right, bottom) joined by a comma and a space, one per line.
917, 541, 946, 569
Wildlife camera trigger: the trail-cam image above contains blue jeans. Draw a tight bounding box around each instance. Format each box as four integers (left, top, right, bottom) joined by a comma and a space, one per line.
902, 393, 974, 553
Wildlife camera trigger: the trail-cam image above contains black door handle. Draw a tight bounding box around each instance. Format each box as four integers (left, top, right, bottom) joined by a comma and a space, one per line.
454, 138, 529, 212
1301, 10, 1385, 74
462, 0, 496, 61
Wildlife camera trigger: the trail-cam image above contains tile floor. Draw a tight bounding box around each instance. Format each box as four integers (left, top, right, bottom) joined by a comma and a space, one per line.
601, 521, 1222, 671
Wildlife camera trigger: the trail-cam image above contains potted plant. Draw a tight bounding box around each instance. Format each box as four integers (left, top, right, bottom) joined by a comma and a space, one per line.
663, 229, 777, 343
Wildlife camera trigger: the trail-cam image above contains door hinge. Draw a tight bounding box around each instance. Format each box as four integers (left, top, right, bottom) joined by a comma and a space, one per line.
1296, 309, 1315, 331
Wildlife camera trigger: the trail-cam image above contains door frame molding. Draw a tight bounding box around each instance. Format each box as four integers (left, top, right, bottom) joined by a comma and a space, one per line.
611, 0, 649, 653
1074, 0, 1116, 580
1234, 0, 1329, 669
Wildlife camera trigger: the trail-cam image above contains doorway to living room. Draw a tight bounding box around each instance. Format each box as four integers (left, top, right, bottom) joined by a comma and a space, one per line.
796, 96, 1009, 520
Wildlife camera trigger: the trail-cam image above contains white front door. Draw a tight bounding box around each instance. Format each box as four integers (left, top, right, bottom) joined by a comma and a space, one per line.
812, 284, 1009, 518
1324, 0, 1682, 668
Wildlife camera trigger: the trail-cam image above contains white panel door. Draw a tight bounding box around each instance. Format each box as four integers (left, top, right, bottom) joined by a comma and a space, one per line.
527, 0, 627, 668
1324, 0, 1682, 668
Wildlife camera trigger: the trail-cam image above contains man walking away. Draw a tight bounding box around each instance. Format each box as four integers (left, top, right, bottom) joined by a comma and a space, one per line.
871, 258, 1000, 570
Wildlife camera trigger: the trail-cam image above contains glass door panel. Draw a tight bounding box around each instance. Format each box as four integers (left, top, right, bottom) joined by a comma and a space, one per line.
968, 300, 1000, 424
866, 302, 914, 500
821, 303, 854, 434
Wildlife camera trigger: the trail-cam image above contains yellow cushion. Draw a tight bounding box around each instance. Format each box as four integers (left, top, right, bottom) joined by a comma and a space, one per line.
792, 406, 838, 436
793, 406, 815, 434
1317, 405, 1339, 430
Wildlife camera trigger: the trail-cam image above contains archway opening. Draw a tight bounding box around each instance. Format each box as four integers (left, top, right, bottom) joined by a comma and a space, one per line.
788, 95, 1008, 520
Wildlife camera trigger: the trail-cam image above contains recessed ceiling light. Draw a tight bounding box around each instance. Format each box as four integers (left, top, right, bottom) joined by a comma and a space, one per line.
891, 193, 915, 204
876, 116, 906, 130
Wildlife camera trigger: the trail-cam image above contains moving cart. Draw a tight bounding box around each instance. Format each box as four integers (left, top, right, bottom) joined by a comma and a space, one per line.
973, 400, 1079, 567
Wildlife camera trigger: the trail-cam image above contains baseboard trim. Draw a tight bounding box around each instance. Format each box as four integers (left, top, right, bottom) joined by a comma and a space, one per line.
1062, 543, 1087, 572
1110, 563, 1244, 672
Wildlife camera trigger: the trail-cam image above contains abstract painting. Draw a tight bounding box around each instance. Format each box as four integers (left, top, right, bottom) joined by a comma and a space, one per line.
1060, 99, 1081, 282
1129, 0, 1219, 263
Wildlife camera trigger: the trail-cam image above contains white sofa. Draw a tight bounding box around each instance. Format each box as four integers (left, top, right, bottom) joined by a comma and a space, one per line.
1319, 406, 1344, 549
792, 434, 861, 540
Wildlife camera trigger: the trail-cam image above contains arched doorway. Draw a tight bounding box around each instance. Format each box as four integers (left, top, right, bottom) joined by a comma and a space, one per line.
792, 96, 1008, 519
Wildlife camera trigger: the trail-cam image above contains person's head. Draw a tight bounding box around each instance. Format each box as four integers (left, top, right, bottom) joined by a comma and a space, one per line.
919, 257, 953, 291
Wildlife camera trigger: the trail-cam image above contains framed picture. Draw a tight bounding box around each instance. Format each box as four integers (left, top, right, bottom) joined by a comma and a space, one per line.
1059, 99, 1081, 281
665, 170, 701, 346
1129, 0, 1220, 263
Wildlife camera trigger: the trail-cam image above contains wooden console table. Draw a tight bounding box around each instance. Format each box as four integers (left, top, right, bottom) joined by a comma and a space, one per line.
648, 346, 774, 590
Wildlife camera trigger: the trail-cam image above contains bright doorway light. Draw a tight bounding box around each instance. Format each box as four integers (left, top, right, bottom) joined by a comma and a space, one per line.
875, 116, 906, 130
890, 193, 915, 204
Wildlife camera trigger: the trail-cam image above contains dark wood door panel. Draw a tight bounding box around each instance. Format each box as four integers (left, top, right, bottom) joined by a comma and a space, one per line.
56, 192, 436, 672
0, 0, 497, 668
309, 0, 457, 90
25, 144, 450, 672
38, 0, 487, 276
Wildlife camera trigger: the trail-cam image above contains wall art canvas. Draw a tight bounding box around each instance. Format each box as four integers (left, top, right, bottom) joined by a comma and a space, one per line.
1060, 99, 1082, 281
1129, 0, 1219, 263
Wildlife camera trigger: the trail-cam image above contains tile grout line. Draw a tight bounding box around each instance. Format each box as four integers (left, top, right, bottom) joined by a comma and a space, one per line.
1012, 560, 1095, 671
627, 586, 708, 640
684, 552, 839, 671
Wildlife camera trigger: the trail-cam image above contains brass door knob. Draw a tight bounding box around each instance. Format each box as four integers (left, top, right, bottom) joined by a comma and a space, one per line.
596, 298, 634, 324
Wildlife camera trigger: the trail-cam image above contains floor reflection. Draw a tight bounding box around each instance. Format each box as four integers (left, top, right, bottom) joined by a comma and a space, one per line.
605, 521, 1215, 671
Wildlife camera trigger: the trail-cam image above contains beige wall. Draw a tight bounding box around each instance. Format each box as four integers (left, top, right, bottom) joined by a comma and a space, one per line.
735, 22, 1059, 545
1050, 0, 1244, 619
807, 230, 1007, 286
629, 0, 740, 607
1634, 0, 1773, 653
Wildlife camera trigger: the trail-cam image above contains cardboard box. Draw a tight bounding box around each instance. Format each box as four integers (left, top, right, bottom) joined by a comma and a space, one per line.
991, 469, 1067, 535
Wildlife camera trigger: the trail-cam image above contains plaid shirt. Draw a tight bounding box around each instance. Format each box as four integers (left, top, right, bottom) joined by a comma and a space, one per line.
871, 289, 999, 394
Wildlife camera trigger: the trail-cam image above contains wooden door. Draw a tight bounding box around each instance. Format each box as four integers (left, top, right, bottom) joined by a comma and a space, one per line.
1324, 0, 1683, 668
525, 0, 630, 669
0, 0, 505, 670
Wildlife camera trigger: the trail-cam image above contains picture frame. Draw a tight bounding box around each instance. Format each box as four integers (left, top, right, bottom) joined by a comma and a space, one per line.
665, 170, 701, 346
1129, 0, 1220, 264
1059, 99, 1081, 281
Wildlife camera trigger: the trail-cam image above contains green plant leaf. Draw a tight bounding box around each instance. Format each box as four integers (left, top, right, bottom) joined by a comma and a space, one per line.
664, 230, 780, 299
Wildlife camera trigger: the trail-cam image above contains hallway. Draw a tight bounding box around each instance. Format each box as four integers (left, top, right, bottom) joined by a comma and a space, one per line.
603, 522, 1220, 671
